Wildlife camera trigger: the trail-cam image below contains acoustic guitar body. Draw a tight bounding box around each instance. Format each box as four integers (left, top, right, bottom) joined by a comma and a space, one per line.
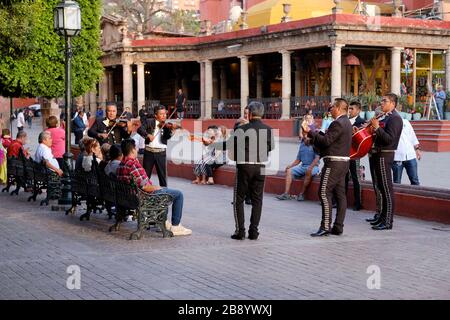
350, 127, 374, 160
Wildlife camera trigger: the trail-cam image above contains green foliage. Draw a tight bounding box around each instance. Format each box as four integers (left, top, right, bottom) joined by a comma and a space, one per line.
0, 0, 103, 98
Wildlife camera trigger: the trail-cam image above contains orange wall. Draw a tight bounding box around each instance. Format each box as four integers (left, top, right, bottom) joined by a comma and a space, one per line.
200, 0, 241, 25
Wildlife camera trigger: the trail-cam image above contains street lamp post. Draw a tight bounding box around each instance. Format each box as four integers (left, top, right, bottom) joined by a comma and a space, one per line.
53, 0, 81, 206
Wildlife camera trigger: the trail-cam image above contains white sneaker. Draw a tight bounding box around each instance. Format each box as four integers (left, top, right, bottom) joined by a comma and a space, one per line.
165, 220, 172, 230
170, 224, 192, 236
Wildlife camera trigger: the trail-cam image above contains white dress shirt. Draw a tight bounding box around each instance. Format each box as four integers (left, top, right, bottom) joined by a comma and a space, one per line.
394, 119, 419, 161
17, 112, 25, 128
34, 143, 60, 171
148, 120, 167, 149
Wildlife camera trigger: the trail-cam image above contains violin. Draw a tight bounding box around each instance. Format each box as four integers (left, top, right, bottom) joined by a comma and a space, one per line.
157, 121, 182, 130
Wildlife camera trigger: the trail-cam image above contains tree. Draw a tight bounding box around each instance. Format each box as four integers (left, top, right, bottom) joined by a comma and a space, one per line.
0, 0, 103, 98
103, 0, 168, 34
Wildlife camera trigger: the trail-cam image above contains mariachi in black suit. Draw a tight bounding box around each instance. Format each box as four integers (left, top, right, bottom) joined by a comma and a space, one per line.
308, 114, 352, 234
345, 115, 366, 211
137, 118, 174, 187
88, 117, 131, 145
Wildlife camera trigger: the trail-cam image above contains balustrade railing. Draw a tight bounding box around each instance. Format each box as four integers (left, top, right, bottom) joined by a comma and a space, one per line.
212, 99, 241, 119
290, 96, 332, 118
248, 98, 282, 119
184, 100, 200, 119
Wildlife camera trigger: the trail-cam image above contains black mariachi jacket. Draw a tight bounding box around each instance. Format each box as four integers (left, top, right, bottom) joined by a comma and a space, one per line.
88, 117, 130, 145
308, 114, 352, 158
373, 110, 403, 151
228, 119, 274, 163
352, 115, 366, 129
137, 118, 173, 145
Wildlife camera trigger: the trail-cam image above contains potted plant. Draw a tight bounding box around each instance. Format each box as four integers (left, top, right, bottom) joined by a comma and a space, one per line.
361, 91, 378, 119
412, 104, 424, 121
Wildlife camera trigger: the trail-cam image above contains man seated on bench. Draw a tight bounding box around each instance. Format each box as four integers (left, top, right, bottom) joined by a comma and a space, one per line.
34, 131, 63, 177
117, 139, 192, 236
276, 129, 320, 201
7, 131, 30, 159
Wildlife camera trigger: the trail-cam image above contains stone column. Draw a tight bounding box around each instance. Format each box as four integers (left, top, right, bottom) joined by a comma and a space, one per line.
213, 66, 219, 101
446, 46, 450, 92
280, 50, 292, 119
220, 64, 227, 99
239, 55, 249, 115
204, 59, 213, 119
331, 44, 344, 100
98, 72, 108, 107
294, 56, 302, 97
107, 70, 114, 102
199, 61, 205, 118
390, 47, 402, 96
89, 91, 97, 114
256, 60, 263, 98
122, 62, 133, 110
137, 62, 145, 112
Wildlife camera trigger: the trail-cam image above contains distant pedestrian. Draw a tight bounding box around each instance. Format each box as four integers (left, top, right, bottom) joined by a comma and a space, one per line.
175, 88, 186, 119
434, 85, 446, 120
17, 109, 25, 132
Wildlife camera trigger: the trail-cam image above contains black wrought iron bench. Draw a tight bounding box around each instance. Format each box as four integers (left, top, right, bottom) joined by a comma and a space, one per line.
102, 173, 174, 240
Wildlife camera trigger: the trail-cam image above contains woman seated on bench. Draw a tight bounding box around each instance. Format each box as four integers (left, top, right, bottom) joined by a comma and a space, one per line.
81, 138, 102, 173
104, 144, 122, 177
117, 139, 192, 236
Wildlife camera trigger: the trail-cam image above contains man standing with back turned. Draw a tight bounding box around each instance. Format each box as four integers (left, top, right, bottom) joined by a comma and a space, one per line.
218, 102, 274, 240
302, 98, 352, 237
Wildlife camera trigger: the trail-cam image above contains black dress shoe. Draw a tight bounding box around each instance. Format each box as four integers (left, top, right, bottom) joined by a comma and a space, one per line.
370, 219, 382, 226
231, 231, 245, 240
372, 223, 392, 230
248, 231, 259, 240
310, 229, 330, 237
331, 227, 343, 235
366, 216, 379, 222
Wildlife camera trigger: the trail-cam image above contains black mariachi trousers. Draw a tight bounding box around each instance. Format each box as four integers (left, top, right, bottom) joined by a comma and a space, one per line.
233, 164, 265, 233
345, 159, 362, 208
368, 153, 382, 219
318, 159, 349, 232
143, 150, 167, 187
372, 152, 395, 227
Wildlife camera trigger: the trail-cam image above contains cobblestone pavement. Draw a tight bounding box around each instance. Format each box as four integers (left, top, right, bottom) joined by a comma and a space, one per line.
1, 177, 449, 300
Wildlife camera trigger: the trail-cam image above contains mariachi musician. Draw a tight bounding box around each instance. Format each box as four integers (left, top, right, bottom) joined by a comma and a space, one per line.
88, 103, 132, 145
346, 101, 366, 211
366, 93, 403, 231
302, 98, 353, 237
137, 105, 179, 187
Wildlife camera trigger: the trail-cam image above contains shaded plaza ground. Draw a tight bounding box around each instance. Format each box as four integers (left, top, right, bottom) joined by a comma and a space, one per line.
0, 176, 449, 300
1, 118, 449, 300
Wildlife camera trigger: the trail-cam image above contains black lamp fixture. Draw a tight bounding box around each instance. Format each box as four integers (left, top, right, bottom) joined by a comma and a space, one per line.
53, 0, 81, 206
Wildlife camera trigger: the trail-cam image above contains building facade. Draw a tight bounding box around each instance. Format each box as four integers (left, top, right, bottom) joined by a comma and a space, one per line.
90, 5, 450, 122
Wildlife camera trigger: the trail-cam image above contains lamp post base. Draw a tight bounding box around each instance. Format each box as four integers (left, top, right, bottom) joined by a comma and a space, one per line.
58, 151, 73, 206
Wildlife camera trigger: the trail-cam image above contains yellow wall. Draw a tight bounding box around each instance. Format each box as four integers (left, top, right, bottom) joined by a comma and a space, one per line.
233, 0, 394, 29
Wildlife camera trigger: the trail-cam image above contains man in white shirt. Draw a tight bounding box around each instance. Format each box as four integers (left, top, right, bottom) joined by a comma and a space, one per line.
17, 109, 25, 132
392, 119, 421, 185
34, 131, 63, 177
137, 105, 179, 186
